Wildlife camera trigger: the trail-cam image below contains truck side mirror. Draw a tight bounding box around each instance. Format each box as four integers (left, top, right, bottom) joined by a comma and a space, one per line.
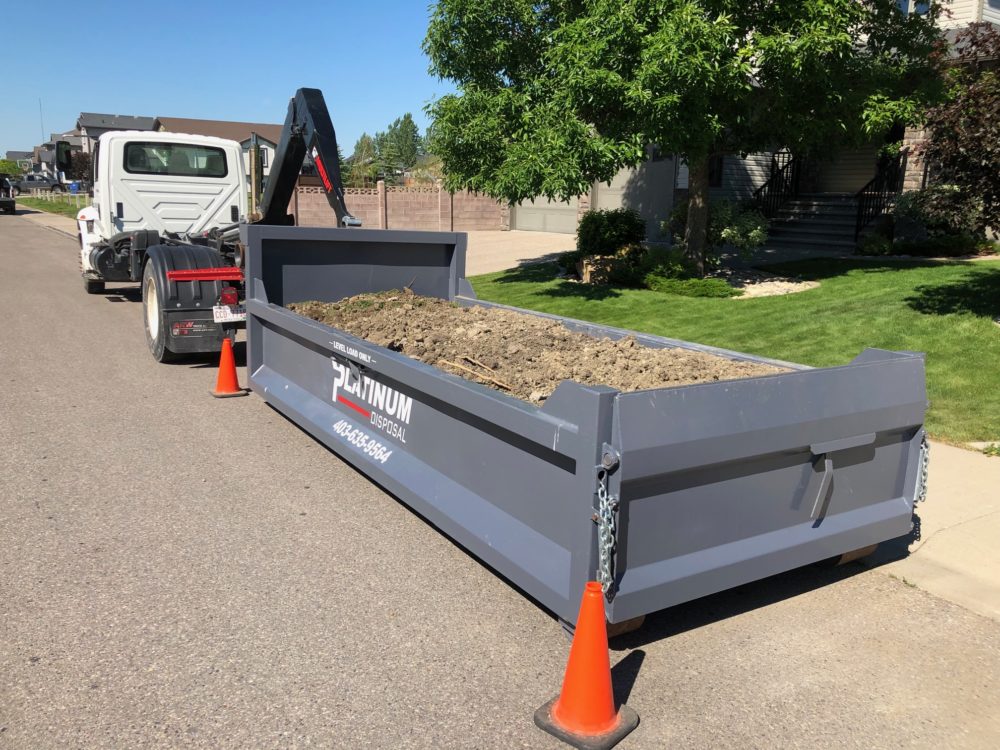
55, 141, 73, 174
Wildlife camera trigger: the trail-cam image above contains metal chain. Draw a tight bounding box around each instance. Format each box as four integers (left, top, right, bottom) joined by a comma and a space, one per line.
596, 470, 617, 597
915, 431, 930, 505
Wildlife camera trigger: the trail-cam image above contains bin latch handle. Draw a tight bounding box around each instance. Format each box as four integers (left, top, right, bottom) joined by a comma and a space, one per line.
810, 456, 835, 519
808, 433, 876, 519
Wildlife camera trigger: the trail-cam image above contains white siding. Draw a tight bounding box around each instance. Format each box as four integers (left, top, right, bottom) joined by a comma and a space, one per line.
675, 161, 688, 189
817, 146, 879, 193
711, 153, 774, 202
983, 0, 1000, 25
675, 152, 773, 199
940, 0, 980, 28
594, 157, 675, 239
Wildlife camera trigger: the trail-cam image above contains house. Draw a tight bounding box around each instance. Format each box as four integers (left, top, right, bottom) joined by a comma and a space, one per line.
5, 151, 34, 172
154, 118, 283, 180
76, 113, 157, 154
509, 153, 677, 240
671, 2, 1000, 254
28, 131, 86, 176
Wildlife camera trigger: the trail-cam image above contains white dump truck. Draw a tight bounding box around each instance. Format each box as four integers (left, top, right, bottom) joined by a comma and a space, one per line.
70, 88, 357, 360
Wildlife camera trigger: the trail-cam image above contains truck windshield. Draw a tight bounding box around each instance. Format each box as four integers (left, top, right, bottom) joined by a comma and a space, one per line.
123, 142, 228, 178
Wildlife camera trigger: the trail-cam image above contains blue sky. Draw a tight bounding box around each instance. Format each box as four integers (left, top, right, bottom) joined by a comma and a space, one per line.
0, 1, 454, 157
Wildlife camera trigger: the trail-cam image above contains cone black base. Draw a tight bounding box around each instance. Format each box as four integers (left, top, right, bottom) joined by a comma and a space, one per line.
533, 697, 639, 750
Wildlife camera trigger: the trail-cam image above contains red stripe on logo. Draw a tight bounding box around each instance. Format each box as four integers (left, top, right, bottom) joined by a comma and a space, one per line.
337, 395, 371, 418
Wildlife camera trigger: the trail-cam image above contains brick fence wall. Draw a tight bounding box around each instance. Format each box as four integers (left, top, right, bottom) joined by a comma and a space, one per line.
293, 181, 509, 231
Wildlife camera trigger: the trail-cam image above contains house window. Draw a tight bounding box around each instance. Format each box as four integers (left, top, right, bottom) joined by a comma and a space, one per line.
708, 154, 724, 188
897, 0, 930, 14
259, 148, 268, 168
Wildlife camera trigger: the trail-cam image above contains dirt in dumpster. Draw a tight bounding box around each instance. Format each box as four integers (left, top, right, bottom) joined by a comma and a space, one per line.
289, 291, 789, 403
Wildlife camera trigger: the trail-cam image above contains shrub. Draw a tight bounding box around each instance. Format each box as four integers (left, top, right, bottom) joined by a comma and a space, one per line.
644, 275, 742, 297
893, 234, 989, 257
666, 199, 769, 266
574, 208, 646, 260
893, 186, 984, 238
857, 233, 893, 256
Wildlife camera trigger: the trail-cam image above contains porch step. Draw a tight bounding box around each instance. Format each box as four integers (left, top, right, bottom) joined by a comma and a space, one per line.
763, 235, 857, 251
762, 192, 859, 256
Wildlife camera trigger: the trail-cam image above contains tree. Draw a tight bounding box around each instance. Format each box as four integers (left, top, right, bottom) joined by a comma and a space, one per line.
348, 133, 379, 187
424, 0, 944, 274
69, 152, 91, 182
375, 113, 424, 183
920, 22, 1000, 235
0, 158, 25, 176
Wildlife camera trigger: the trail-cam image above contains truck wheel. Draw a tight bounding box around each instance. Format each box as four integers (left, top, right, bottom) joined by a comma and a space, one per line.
142, 262, 176, 362
84, 278, 105, 294
50, 185, 65, 194
12, 186, 20, 197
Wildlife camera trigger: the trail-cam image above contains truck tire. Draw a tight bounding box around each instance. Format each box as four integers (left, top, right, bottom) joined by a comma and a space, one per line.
142, 261, 177, 362
84, 278, 105, 294
50, 184, 65, 194
12, 186, 20, 197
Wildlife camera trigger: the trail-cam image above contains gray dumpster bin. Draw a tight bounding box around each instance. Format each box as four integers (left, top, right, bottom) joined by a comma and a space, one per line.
243, 224, 927, 627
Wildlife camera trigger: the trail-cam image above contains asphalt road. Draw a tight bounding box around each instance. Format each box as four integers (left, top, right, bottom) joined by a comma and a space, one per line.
2, 212, 1000, 749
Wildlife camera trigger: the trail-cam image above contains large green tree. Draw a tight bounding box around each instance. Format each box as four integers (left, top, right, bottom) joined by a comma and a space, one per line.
424, 0, 944, 273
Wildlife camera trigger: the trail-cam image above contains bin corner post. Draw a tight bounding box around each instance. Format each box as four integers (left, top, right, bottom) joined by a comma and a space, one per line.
554, 385, 619, 625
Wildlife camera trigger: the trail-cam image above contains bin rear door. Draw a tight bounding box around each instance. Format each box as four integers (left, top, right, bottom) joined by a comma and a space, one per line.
604, 350, 926, 623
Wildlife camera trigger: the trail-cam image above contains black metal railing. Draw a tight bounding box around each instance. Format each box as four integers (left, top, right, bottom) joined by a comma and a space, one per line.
854, 150, 908, 240
754, 156, 801, 219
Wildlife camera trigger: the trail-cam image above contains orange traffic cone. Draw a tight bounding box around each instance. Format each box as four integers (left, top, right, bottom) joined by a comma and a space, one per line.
534, 582, 639, 749
210, 338, 248, 398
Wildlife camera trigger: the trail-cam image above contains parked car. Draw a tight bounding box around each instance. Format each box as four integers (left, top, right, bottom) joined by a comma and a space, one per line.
11, 173, 65, 195
0, 177, 15, 214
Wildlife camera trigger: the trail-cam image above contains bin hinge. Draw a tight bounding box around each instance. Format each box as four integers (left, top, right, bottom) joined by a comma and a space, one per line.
595, 444, 620, 600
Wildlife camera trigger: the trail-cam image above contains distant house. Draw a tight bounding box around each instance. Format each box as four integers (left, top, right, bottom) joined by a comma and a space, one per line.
154, 117, 283, 179
5, 150, 33, 172
76, 113, 157, 154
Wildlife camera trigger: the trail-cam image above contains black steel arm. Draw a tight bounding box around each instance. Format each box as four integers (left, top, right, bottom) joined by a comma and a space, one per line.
257, 88, 360, 228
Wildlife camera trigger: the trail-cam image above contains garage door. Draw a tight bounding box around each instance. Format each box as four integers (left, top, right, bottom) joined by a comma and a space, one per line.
511, 196, 579, 234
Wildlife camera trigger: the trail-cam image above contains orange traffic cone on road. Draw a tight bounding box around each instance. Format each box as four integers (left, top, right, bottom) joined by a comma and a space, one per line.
210, 338, 248, 398
534, 582, 639, 749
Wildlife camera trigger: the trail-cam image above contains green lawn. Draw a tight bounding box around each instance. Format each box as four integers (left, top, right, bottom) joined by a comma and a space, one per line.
17, 196, 86, 219
469, 258, 1000, 444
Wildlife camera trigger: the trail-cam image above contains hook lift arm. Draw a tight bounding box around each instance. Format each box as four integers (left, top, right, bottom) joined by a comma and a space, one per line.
257, 88, 361, 228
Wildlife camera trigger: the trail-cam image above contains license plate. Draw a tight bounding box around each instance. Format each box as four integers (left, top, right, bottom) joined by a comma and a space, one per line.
212, 304, 246, 323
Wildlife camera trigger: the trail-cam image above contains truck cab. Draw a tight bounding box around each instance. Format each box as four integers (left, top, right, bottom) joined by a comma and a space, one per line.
79, 131, 247, 267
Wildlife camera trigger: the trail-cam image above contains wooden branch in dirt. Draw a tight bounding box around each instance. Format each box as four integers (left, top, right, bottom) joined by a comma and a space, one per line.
462, 355, 500, 374
438, 359, 513, 390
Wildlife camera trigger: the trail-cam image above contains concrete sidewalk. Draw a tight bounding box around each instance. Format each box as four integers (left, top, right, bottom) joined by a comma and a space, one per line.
20, 205, 1000, 623
14, 206, 78, 239
872, 441, 1000, 622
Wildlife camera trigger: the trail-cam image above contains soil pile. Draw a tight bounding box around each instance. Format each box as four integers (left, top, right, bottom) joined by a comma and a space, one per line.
289, 292, 788, 402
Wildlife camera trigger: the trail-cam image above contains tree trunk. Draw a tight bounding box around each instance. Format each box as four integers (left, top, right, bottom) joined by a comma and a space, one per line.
684, 155, 711, 277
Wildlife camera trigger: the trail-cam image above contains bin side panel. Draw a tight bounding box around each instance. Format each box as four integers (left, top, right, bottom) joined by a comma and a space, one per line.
607, 354, 926, 622
249, 311, 601, 623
